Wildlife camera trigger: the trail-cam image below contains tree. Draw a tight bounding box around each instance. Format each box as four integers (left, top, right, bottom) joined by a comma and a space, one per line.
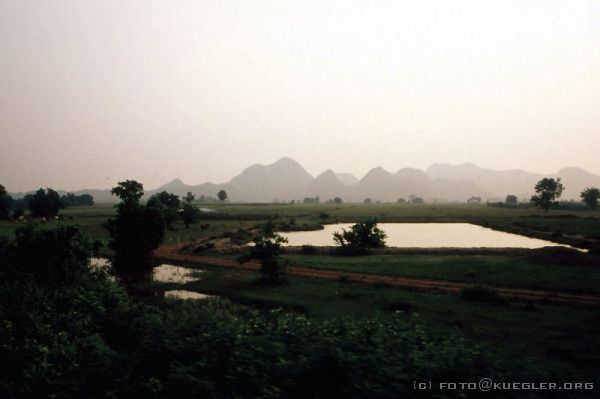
111, 180, 144, 207
530, 178, 564, 212
409, 195, 424, 204
581, 187, 600, 209
397, 198, 406, 204
467, 197, 481, 204
333, 219, 386, 254
217, 190, 228, 202
181, 192, 200, 228
27, 188, 63, 218
147, 191, 181, 229
363, 198, 372, 204
505, 195, 518, 206
0, 185, 14, 220
104, 180, 165, 274
240, 232, 288, 284
333, 197, 343, 205
60, 193, 94, 207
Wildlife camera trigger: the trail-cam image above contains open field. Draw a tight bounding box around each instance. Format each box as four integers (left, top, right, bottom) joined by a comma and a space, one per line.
1, 202, 599, 249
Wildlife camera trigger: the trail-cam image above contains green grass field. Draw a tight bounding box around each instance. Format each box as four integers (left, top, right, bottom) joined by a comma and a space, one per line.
148, 265, 600, 382
280, 251, 600, 294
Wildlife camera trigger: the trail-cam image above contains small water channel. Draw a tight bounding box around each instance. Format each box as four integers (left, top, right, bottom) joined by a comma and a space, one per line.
279, 223, 571, 249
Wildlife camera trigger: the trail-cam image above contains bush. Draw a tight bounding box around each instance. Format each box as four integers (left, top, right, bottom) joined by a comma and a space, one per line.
333, 219, 386, 255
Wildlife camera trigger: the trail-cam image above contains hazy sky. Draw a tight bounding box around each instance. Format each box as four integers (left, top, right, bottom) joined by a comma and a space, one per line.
1, 0, 599, 191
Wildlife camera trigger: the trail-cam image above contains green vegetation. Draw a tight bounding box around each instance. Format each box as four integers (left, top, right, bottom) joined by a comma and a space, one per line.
176, 267, 600, 383
240, 231, 289, 284
280, 251, 600, 293
27, 188, 63, 218
217, 189, 228, 202
530, 178, 564, 212
60, 193, 94, 207
332, 218, 387, 254
1, 199, 600, 395
147, 190, 181, 229
581, 187, 600, 209
0, 185, 13, 220
181, 192, 201, 228
1, 225, 508, 398
105, 181, 166, 273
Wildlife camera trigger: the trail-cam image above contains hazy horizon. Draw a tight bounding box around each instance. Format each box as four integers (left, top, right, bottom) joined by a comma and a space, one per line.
2, 1, 599, 191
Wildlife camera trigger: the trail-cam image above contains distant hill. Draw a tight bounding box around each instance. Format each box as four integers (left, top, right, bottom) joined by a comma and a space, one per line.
335, 172, 359, 186
306, 170, 350, 200
9, 158, 600, 203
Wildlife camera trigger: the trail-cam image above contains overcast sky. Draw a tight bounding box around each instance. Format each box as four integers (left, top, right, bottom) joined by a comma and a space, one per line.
1, 0, 599, 191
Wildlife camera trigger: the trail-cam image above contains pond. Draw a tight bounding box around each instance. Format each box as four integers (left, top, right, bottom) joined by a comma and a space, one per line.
164, 290, 213, 300
153, 264, 204, 283
279, 223, 570, 249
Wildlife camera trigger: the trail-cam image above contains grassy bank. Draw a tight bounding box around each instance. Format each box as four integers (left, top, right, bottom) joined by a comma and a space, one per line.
148, 265, 600, 383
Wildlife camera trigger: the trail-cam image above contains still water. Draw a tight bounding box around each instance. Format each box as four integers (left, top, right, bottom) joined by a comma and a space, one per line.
152, 264, 203, 283
164, 290, 212, 300
279, 223, 568, 249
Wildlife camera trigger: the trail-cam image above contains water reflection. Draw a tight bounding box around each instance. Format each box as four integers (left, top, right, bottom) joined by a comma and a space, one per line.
279, 223, 571, 249
90, 257, 110, 269
164, 290, 213, 300
153, 264, 203, 283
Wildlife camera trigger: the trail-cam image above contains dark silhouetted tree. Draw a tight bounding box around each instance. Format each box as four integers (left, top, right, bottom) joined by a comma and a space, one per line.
147, 191, 181, 229
409, 195, 424, 204
505, 195, 518, 206
530, 178, 564, 212
217, 190, 228, 202
0, 185, 14, 220
240, 232, 288, 284
27, 188, 63, 218
60, 193, 94, 207
333, 219, 386, 254
581, 187, 600, 209
181, 192, 200, 228
333, 197, 343, 204
104, 180, 165, 274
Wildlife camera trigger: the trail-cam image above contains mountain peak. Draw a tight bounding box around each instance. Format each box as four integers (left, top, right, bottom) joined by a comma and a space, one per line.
362, 166, 393, 181
273, 157, 303, 167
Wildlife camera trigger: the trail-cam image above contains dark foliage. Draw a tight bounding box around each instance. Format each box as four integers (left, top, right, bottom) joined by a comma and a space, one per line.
333, 219, 386, 254
0, 184, 14, 219
147, 191, 181, 229
240, 232, 289, 284
580, 187, 600, 209
104, 181, 165, 274
217, 189, 228, 202
0, 225, 523, 398
27, 188, 63, 218
530, 178, 564, 212
181, 192, 200, 229
60, 193, 94, 207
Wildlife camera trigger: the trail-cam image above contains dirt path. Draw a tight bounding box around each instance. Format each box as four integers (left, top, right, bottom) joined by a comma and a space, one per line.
155, 243, 600, 307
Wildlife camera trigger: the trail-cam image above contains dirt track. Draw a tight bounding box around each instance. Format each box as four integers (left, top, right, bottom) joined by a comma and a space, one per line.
155, 243, 600, 307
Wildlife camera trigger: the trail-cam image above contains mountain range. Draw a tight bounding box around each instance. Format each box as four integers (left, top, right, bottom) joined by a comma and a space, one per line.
10, 158, 600, 203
